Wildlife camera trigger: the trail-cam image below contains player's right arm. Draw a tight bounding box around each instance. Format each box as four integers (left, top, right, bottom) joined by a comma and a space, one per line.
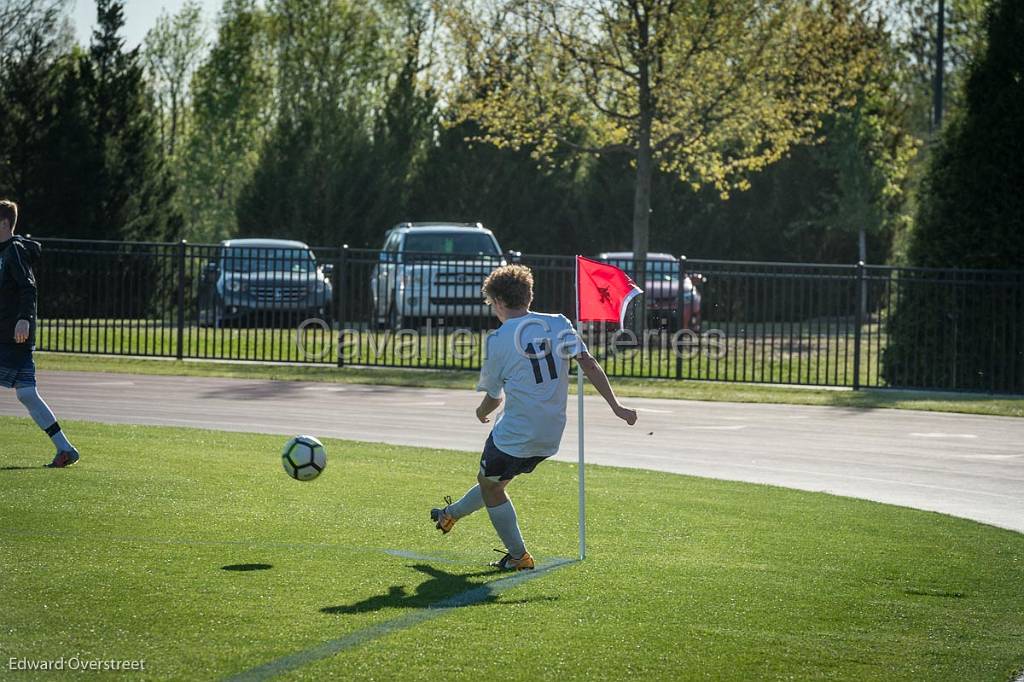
475, 333, 505, 423
576, 352, 638, 425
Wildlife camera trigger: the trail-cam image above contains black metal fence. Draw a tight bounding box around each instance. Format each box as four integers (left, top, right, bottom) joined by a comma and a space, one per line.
30, 238, 1024, 393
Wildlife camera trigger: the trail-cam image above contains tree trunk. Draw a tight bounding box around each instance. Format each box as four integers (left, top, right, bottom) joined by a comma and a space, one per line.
632, 122, 652, 268
631, 3, 652, 332
631, 116, 652, 336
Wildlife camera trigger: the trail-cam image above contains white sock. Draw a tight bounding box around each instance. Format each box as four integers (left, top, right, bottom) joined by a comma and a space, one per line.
447, 485, 485, 519
486, 499, 527, 558
16, 386, 74, 452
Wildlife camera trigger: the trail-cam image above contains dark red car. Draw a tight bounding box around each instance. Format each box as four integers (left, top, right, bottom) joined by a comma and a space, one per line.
597, 252, 702, 332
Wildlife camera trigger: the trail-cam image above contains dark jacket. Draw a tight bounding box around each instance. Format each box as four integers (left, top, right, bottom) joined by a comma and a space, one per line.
0, 235, 41, 346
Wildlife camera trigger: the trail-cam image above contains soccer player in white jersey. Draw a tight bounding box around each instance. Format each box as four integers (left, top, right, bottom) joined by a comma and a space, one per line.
431, 264, 637, 570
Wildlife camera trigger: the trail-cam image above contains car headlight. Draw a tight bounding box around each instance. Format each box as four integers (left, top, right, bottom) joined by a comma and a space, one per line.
227, 280, 245, 293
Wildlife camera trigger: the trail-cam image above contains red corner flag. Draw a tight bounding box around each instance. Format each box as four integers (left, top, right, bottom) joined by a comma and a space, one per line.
576, 255, 644, 328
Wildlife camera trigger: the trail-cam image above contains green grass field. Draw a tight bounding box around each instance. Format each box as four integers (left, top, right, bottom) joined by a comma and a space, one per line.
2, 417, 1023, 680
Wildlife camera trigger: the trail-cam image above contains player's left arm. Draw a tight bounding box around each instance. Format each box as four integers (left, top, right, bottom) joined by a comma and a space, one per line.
10, 243, 36, 344
476, 393, 503, 423
576, 352, 638, 425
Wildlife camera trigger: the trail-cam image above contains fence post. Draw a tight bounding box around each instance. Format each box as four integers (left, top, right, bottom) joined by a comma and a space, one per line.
176, 239, 187, 361
675, 254, 686, 380
336, 244, 348, 368
853, 260, 865, 390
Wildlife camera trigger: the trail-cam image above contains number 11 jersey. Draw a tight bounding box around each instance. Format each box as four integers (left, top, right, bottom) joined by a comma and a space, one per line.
476, 312, 587, 458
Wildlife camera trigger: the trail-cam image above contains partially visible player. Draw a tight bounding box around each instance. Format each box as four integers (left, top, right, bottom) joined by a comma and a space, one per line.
0, 199, 80, 467
430, 264, 637, 570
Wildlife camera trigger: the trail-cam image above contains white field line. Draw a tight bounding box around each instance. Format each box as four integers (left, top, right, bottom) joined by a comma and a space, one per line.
224, 558, 576, 681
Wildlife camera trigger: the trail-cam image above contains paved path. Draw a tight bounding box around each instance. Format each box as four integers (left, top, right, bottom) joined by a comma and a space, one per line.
2, 371, 1022, 533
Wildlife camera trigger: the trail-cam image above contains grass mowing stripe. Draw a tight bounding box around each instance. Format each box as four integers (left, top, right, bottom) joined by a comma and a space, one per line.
224, 558, 575, 682
0, 527, 459, 564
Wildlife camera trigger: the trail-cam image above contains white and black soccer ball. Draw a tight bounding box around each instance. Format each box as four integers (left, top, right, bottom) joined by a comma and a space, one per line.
281, 435, 327, 481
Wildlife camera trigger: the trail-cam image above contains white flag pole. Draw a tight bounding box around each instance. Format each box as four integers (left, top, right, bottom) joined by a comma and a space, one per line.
575, 257, 586, 561
578, 353, 585, 561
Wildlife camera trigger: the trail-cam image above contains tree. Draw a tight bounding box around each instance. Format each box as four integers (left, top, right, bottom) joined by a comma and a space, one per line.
236, 0, 394, 245
80, 0, 180, 241
440, 0, 877, 274
181, 0, 275, 242
886, 0, 989, 134
0, 3, 70, 224
271, 0, 384, 124
793, 31, 920, 265
143, 0, 207, 160
0, 0, 177, 241
373, 0, 439, 215
907, 0, 1022, 270
883, 0, 1023, 391
0, 0, 68, 61
409, 118, 584, 253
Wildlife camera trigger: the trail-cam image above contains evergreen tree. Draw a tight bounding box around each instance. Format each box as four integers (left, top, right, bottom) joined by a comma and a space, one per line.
408, 120, 581, 254
5, 1, 179, 240
0, 18, 65, 230
908, 0, 1023, 269
82, 0, 180, 241
883, 0, 1023, 391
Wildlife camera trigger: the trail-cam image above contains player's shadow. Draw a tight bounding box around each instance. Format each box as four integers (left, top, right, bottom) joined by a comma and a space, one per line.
320, 564, 557, 615
200, 381, 307, 401
222, 563, 273, 572
0, 465, 42, 471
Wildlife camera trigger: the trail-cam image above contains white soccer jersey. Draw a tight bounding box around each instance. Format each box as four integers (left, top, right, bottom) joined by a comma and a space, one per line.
476, 312, 587, 458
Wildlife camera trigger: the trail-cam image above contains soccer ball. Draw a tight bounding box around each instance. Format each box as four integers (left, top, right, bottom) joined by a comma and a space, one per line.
281, 435, 327, 481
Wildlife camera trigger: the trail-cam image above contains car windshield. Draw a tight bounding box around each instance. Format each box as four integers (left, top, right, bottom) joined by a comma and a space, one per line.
222, 248, 316, 273
608, 258, 678, 282
402, 232, 499, 256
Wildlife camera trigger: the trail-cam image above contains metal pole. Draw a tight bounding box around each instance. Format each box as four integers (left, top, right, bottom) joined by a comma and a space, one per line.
853, 261, 865, 390
336, 245, 348, 368
575, 255, 586, 561
577, 368, 585, 561
176, 239, 187, 361
675, 255, 686, 380
933, 0, 945, 130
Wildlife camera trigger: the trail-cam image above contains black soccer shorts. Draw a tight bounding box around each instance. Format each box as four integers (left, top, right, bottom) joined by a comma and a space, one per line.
480, 433, 548, 481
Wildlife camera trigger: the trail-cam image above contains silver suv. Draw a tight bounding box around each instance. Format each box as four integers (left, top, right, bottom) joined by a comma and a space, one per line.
371, 223, 505, 329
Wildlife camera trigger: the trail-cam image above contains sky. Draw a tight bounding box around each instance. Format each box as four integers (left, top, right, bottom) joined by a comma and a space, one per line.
71, 0, 220, 49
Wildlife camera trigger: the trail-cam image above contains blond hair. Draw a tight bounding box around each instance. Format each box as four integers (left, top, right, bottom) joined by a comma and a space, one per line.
482, 264, 534, 308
